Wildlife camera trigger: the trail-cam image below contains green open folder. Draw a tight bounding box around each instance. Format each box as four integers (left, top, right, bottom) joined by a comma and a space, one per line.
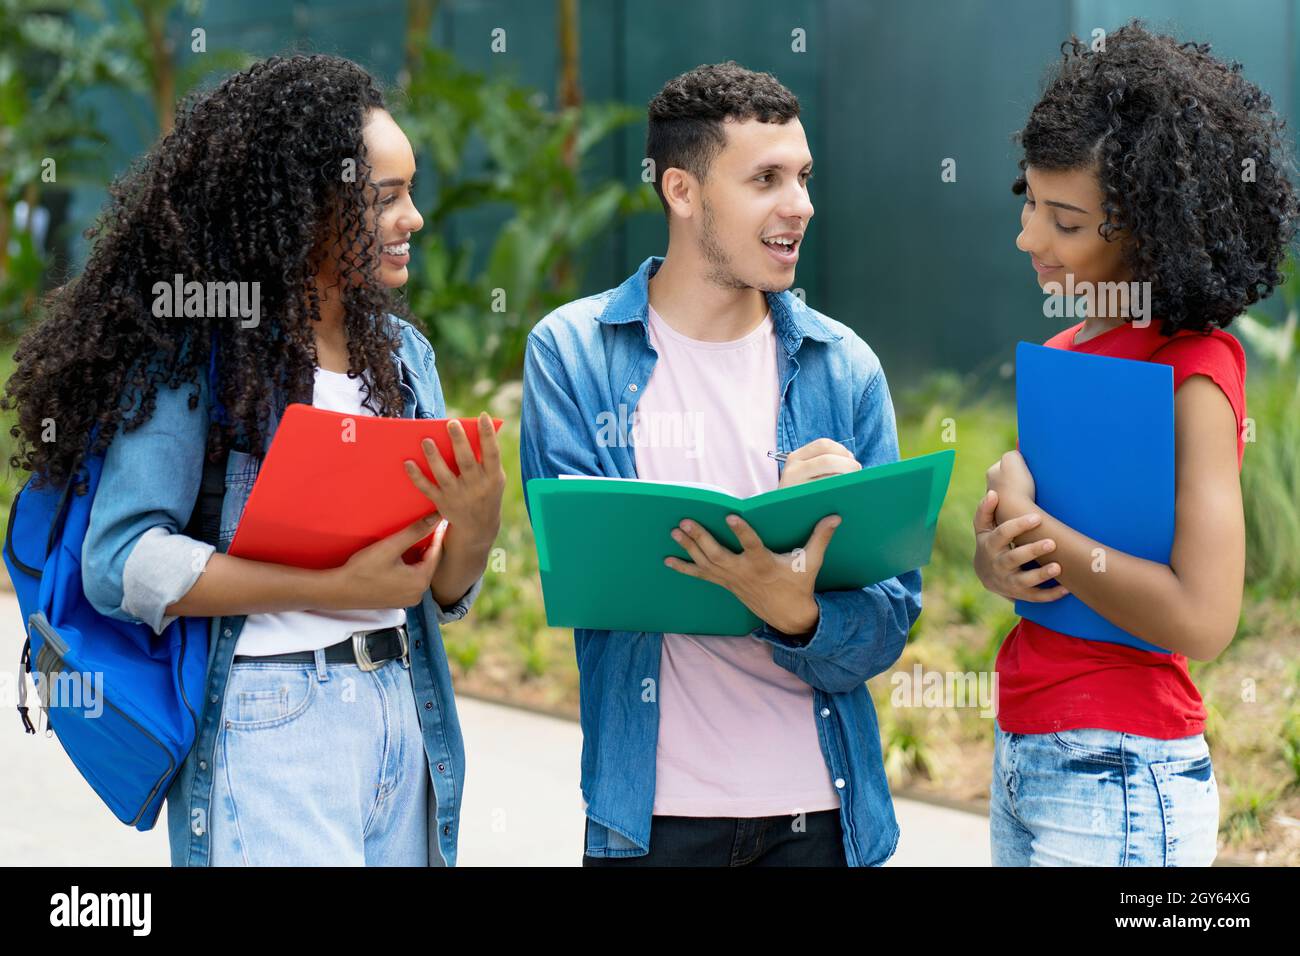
526, 449, 954, 635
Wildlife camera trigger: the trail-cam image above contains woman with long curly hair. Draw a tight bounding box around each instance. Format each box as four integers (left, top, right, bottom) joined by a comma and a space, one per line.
972, 22, 1296, 865
3, 53, 504, 866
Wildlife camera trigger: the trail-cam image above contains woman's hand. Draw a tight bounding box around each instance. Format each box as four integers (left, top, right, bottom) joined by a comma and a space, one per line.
403, 412, 505, 552
325, 515, 448, 610
972, 489, 1069, 603
985, 450, 1036, 522
777, 438, 861, 488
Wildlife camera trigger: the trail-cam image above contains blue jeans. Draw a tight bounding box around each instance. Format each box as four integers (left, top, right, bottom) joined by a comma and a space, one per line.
990, 725, 1219, 866
207, 649, 433, 866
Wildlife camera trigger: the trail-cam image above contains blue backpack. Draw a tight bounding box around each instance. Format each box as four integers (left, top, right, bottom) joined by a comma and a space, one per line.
5, 396, 228, 830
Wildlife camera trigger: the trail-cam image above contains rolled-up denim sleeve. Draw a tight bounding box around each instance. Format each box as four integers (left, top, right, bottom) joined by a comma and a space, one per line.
82, 373, 212, 636
121, 526, 215, 634
433, 572, 484, 624
756, 366, 923, 693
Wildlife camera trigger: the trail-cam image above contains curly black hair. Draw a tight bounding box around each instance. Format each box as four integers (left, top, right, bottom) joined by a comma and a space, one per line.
3, 53, 412, 490
1012, 20, 1299, 334
646, 60, 801, 214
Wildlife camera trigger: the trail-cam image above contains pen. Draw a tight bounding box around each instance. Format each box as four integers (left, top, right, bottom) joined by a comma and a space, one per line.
766, 450, 788, 462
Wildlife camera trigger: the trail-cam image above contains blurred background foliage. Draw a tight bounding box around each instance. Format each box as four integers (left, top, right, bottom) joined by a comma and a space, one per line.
393, 42, 656, 381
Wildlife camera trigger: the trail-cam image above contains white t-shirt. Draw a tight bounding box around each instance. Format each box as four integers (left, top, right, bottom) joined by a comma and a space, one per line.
232, 367, 407, 657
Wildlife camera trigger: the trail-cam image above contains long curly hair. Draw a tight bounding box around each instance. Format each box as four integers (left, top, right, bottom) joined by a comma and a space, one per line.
1012, 20, 1299, 334
3, 53, 411, 490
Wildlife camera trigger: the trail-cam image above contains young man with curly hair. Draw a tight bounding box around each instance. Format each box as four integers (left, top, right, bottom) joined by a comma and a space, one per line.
973, 21, 1297, 866
520, 61, 920, 866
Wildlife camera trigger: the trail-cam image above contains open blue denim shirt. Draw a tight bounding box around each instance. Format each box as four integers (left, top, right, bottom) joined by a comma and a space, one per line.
519, 256, 922, 865
80, 315, 479, 866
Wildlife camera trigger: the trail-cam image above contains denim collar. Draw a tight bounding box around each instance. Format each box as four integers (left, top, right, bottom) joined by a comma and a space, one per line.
384, 316, 422, 418
595, 255, 842, 353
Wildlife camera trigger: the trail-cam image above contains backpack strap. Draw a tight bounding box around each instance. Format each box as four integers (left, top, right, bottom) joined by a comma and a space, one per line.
182, 335, 230, 548
183, 454, 228, 547
17, 638, 35, 735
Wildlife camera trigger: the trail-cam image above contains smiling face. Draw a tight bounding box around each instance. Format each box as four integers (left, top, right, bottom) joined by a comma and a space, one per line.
668, 117, 814, 292
312, 108, 424, 294
363, 108, 423, 288
1016, 164, 1131, 292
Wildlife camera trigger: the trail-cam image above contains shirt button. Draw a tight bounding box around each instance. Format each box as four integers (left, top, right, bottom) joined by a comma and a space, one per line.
210, 694, 218, 704
628, 383, 638, 392
834, 777, 846, 789
437, 762, 445, 772
199, 761, 207, 771
442, 824, 451, 836
223, 628, 232, 637
415, 640, 422, 649
425, 701, 433, 710
820, 707, 831, 718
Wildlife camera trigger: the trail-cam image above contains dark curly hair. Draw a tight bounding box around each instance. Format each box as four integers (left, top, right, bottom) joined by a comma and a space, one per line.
1012, 20, 1299, 333
646, 60, 801, 214
3, 53, 412, 490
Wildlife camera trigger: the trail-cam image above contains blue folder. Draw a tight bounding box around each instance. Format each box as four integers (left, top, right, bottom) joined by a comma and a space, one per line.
1013, 341, 1173, 653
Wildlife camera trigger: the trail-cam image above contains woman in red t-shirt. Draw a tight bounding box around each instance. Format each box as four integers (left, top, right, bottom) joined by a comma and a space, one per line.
973, 23, 1297, 866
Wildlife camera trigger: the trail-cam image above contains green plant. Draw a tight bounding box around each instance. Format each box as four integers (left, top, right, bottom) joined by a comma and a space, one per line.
878, 706, 936, 785
394, 45, 657, 387
0, 0, 250, 335
1240, 366, 1300, 596
1, 0, 113, 333
1281, 707, 1300, 791
1221, 776, 1283, 843
1237, 254, 1300, 366
444, 636, 481, 674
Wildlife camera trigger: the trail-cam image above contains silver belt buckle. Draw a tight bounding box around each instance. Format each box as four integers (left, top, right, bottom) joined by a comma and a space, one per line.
350, 625, 409, 672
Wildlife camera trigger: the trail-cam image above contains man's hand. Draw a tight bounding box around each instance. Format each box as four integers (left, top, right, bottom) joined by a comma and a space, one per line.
778, 438, 861, 488
403, 411, 505, 553
664, 513, 842, 637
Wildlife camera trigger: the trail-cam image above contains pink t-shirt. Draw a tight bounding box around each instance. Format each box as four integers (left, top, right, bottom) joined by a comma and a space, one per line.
636, 304, 841, 817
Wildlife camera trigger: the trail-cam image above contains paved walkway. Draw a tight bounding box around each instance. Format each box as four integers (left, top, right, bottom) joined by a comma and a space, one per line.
0, 594, 989, 866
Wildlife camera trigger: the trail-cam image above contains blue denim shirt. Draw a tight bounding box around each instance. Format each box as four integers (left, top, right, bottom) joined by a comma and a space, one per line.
519, 256, 922, 865
80, 316, 477, 866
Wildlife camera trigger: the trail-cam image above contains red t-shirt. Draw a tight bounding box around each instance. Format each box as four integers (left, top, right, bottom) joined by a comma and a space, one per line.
995, 319, 1247, 738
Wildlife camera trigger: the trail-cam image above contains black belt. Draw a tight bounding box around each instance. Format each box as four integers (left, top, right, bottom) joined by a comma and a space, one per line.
232, 625, 410, 672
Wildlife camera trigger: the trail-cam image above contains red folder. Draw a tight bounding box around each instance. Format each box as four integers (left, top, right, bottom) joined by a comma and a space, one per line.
227, 403, 504, 569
